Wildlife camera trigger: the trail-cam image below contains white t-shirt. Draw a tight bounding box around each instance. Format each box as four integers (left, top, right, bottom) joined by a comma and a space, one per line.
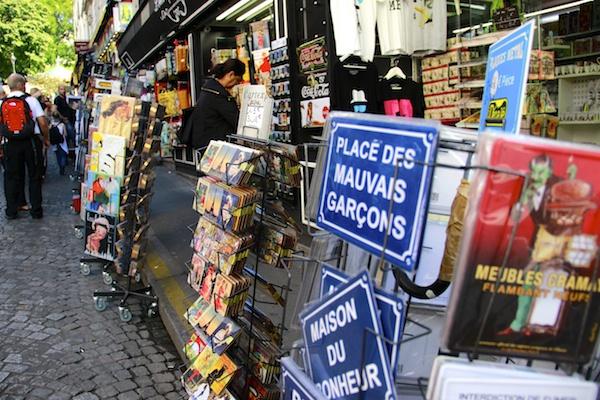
408, 0, 447, 53
376, 0, 410, 55
330, 0, 361, 58
355, 0, 378, 62
5, 90, 45, 134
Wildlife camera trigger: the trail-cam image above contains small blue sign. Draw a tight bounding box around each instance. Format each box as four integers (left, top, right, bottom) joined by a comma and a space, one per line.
320, 264, 405, 378
300, 270, 397, 400
317, 113, 438, 271
479, 20, 535, 134
281, 357, 327, 400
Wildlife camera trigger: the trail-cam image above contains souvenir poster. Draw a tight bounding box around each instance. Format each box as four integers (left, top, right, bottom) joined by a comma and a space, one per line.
98, 134, 126, 178
252, 48, 271, 87
184, 333, 207, 362
89, 131, 103, 172
250, 20, 270, 51
445, 134, 600, 364
84, 211, 116, 261
300, 97, 329, 128
297, 37, 327, 74
235, 32, 251, 84
192, 347, 239, 395
97, 95, 136, 140
200, 141, 261, 186
86, 171, 121, 216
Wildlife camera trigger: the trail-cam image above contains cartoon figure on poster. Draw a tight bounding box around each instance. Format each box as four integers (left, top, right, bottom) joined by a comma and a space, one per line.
498, 157, 597, 336
87, 172, 121, 216
84, 212, 116, 261
98, 96, 135, 139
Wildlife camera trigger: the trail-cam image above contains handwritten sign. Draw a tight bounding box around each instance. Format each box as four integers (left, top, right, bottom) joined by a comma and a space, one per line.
300, 270, 397, 400
317, 113, 438, 271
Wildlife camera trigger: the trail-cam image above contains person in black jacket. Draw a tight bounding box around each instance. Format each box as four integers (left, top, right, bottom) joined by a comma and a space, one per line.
181, 59, 245, 150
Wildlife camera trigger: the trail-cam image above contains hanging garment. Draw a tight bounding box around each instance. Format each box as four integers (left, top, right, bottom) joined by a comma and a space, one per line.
378, 77, 425, 117
355, 0, 378, 62
406, 0, 447, 53
330, 0, 361, 58
376, 0, 410, 55
332, 57, 380, 113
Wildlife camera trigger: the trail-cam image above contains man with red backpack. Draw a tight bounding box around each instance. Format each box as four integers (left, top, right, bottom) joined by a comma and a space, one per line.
0, 73, 49, 219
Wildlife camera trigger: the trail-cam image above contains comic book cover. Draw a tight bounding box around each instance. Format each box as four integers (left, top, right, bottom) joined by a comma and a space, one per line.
445, 134, 600, 363
86, 171, 121, 216
97, 95, 136, 140
84, 211, 116, 261
193, 347, 239, 396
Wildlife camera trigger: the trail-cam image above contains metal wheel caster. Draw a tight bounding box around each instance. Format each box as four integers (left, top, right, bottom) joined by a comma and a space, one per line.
102, 271, 112, 285
119, 307, 132, 322
80, 263, 91, 276
134, 272, 141, 283
94, 296, 107, 312
74, 227, 84, 239
147, 302, 158, 318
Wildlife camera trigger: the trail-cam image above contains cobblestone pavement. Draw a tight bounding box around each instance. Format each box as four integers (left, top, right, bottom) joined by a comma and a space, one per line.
0, 160, 186, 400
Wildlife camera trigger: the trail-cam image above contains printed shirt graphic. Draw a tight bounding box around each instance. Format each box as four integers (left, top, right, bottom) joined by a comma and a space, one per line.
407, 0, 447, 53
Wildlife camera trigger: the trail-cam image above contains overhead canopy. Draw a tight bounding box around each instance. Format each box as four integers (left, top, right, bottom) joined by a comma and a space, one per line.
117, 0, 215, 70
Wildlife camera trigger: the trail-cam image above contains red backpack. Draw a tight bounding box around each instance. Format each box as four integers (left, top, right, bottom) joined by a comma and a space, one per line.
0, 95, 36, 140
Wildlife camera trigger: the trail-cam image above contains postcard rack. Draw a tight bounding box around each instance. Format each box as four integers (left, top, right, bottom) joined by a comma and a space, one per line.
91, 103, 164, 322
181, 135, 304, 398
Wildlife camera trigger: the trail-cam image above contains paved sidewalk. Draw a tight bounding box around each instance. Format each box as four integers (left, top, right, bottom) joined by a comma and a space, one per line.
0, 160, 185, 400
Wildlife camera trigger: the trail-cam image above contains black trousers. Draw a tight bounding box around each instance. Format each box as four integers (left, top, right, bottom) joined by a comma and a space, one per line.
3, 138, 43, 217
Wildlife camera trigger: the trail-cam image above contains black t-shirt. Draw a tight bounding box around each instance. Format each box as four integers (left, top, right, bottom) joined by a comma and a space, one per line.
332, 57, 380, 114
378, 77, 425, 118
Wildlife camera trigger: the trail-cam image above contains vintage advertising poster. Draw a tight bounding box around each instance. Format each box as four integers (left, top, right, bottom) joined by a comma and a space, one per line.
97, 95, 136, 140
301, 97, 330, 128
445, 134, 600, 363
252, 48, 271, 87
84, 211, 116, 261
86, 171, 121, 216
297, 37, 327, 74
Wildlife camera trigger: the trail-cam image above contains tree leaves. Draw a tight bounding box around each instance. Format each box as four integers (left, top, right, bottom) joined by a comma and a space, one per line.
0, 0, 74, 80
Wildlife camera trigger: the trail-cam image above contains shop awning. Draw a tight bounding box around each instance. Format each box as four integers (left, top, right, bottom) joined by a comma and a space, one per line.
117, 0, 215, 70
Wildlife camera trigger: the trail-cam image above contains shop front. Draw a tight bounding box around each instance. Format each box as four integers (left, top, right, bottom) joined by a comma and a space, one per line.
72, 0, 600, 399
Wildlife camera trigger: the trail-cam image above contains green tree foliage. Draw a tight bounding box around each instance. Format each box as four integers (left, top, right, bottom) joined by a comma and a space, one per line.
0, 0, 74, 80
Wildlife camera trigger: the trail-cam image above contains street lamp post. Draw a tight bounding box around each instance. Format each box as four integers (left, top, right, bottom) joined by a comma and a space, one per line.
10, 53, 16, 74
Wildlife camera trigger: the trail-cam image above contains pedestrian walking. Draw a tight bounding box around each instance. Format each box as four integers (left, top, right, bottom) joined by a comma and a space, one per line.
49, 106, 68, 175
54, 84, 76, 158
0, 73, 50, 219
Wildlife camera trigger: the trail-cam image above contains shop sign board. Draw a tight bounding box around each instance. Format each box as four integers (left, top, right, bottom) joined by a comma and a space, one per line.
479, 20, 535, 134
317, 113, 438, 271
320, 264, 405, 377
280, 357, 327, 400
300, 270, 397, 400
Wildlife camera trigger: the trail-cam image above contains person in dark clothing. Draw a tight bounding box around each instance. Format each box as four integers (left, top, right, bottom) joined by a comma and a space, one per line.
181, 59, 245, 150
54, 85, 76, 156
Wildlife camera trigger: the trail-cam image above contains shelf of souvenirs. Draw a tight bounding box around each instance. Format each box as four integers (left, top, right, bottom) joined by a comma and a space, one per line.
556, 51, 600, 63
555, 71, 600, 79
455, 79, 485, 89
558, 119, 600, 125
554, 28, 600, 42
457, 58, 488, 68
450, 30, 510, 50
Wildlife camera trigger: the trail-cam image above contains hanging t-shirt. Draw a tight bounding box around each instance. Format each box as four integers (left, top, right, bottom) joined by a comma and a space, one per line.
376, 0, 410, 55
330, 0, 361, 58
378, 77, 425, 118
332, 57, 380, 113
355, 0, 378, 62
408, 0, 447, 53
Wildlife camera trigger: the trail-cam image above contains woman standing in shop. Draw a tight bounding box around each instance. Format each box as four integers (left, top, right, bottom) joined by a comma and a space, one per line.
181, 59, 246, 151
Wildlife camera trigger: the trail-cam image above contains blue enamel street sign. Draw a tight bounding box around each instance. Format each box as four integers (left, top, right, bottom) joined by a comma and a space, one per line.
300, 270, 397, 400
317, 113, 438, 271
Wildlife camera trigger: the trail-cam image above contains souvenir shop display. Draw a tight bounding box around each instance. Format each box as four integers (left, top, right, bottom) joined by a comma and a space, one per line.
237, 85, 274, 140
270, 38, 292, 142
